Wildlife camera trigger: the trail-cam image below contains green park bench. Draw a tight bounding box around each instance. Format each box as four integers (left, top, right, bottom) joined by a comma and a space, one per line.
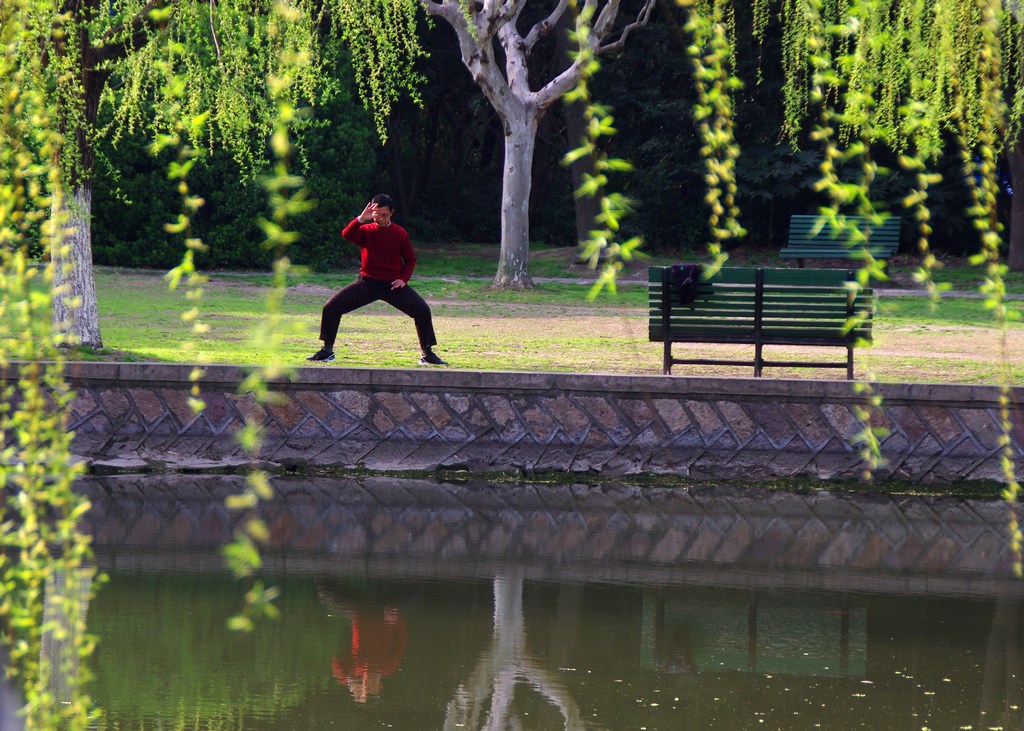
780, 215, 902, 268
648, 265, 874, 378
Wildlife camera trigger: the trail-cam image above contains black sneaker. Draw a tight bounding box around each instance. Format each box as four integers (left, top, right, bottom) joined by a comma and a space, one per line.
306, 348, 335, 362
419, 350, 447, 366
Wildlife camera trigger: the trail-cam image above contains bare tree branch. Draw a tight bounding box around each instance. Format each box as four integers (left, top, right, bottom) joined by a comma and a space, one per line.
596, 0, 655, 54
208, 0, 222, 66
523, 0, 570, 54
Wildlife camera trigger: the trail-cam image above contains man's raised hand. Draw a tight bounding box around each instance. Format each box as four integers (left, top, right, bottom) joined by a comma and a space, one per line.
358, 201, 376, 223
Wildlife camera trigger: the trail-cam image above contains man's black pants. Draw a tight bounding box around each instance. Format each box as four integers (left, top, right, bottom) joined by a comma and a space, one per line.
319, 277, 437, 351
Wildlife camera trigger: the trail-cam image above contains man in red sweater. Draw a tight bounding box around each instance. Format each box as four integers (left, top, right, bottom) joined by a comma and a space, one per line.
307, 194, 446, 365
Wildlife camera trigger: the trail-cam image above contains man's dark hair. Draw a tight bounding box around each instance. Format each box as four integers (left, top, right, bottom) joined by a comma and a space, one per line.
372, 194, 396, 210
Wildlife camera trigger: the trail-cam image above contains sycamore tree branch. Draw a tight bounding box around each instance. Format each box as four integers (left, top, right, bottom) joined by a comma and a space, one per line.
479, 0, 519, 42
420, 0, 512, 113
531, 0, 653, 107
421, 0, 487, 39
590, 0, 618, 37
523, 0, 569, 54
595, 0, 654, 53
534, 55, 585, 110
422, 0, 653, 118
497, 21, 531, 97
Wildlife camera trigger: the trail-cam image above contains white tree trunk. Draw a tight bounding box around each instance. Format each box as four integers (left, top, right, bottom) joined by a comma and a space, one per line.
493, 113, 539, 289
52, 185, 103, 349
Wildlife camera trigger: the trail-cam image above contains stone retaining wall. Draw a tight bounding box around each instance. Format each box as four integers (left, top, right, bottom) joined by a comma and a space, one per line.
41, 362, 1024, 482
81, 474, 1023, 596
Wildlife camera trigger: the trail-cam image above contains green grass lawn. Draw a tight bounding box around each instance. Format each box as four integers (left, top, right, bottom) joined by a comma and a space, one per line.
87, 263, 1024, 384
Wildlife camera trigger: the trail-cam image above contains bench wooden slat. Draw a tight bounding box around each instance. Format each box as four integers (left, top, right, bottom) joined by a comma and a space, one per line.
648, 268, 759, 284
649, 265, 874, 377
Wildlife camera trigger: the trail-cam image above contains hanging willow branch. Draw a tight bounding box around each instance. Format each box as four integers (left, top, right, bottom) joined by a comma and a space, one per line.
1, 2, 99, 729
679, 0, 744, 273
1, 0, 425, 725
563, 0, 646, 300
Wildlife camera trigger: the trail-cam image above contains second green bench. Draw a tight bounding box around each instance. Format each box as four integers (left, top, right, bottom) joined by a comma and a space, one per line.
780, 215, 902, 268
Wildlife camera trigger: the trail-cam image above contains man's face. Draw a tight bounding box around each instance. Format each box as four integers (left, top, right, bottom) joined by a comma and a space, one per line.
371, 204, 393, 226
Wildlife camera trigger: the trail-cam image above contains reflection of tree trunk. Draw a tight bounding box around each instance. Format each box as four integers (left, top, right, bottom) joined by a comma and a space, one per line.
978, 596, 1021, 729
0, 643, 25, 731
443, 574, 584, 731
42, 568, 93, 706
493, 574, 525, 656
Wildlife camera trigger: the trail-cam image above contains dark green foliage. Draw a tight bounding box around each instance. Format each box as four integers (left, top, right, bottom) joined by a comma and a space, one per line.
587, 10, 707, 255
585, 1, 996, 260
90, 0, 1007, 270
92, 137, 271, 270
734, 144, 821, 247
92, 133, 181, 269
377, 22, 504, 243
375, 20, 575, 247
291, 82, 380, 271
92, 55, 380, 272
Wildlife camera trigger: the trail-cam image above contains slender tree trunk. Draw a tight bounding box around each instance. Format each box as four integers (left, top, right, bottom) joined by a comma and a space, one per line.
52, 31, 106, 349
1007, 141, 1024, 272
493, 112, 539, 289
52, 185, 103, 348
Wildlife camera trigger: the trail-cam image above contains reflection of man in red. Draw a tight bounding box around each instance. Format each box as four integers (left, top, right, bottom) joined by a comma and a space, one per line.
331, 606, 408, 703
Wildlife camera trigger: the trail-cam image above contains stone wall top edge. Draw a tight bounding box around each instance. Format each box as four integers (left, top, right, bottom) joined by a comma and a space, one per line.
19, 360, 1021, 405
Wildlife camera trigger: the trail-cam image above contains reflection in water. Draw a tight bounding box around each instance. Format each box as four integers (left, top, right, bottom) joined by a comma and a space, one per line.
79, 571, 1024, 731
641, 590, 865, 677
0, 644, 23, 731
318, 580, 409, 703
24, 474, 1024, 730
42, 569, 93, 706
444, 575, 583, 731
980, 597, 1024, 726
0, 569, 92, 731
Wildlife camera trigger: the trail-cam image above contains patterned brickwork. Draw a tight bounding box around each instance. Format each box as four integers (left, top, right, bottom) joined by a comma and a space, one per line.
80, 475, 1023, 596
21, 363, 1024, 482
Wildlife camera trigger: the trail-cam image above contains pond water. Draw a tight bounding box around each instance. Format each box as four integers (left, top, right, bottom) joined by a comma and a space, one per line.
10, 475, 1024, 730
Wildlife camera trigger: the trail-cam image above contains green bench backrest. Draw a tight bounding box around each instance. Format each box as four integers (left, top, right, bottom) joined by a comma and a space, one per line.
648, 266, 873, 342
783, 215, 901, 256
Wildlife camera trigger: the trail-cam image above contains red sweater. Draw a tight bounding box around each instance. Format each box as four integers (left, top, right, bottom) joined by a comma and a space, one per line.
341, 219, 416, 283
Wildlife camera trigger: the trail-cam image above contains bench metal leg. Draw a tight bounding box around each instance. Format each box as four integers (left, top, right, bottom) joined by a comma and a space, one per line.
662, 268, 673, 375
